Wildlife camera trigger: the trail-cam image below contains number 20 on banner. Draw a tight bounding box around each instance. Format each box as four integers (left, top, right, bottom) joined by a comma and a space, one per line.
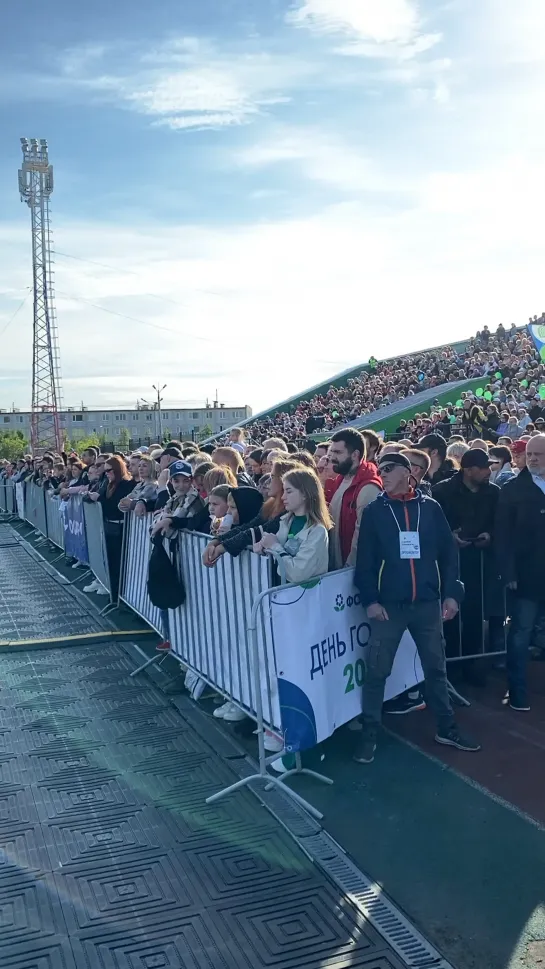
343, 659, 365, 693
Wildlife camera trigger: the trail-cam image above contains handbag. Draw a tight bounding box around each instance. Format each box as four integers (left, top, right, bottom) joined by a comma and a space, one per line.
147, 535, 186, 610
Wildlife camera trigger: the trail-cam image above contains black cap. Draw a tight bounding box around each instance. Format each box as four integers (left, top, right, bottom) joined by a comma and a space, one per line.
378, 452, 412, 472
160, 447, 182, 460
460, 448, 492, 469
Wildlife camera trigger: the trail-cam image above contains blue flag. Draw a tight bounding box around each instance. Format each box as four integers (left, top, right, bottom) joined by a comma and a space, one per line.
528, 323, 545, 362
62, 497, 90, 564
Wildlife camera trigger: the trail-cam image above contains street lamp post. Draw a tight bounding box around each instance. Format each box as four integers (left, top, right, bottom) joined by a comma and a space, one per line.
141, 383, 167, 442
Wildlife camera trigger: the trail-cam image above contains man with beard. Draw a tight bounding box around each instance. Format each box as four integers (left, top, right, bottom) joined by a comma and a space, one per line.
327, 429, 382, 569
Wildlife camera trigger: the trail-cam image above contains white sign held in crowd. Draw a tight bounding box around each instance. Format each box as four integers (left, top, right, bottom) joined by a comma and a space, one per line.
271, 568, 423, 753
15, 482, 25, 522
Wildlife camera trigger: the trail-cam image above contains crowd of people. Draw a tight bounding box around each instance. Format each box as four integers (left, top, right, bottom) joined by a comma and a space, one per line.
2, 411, 544, 769
241, 321, 545, 444
1, 319, 544, 770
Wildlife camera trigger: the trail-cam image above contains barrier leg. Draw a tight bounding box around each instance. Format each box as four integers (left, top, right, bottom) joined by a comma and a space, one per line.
130, 653, 165, 677
447, 678, 470, 707
99, 602, 117, 617
204, 596, 325, 821
205, 772, 324, 821
264, 751, 333, 792
66, 569, 92, 586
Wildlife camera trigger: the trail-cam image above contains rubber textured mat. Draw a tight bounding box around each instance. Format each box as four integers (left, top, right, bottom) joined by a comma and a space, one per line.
0, 523, 19, 547
0, 541, 103, 643
0, 642, 406, 969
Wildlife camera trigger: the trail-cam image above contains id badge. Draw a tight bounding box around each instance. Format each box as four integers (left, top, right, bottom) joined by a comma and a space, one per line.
399, 531, 421, 559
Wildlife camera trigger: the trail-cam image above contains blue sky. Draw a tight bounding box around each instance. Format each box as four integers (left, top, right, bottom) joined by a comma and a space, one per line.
1, 0, 544, 413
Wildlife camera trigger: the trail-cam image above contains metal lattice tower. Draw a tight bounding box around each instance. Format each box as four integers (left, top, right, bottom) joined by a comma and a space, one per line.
18, 138, 63, 454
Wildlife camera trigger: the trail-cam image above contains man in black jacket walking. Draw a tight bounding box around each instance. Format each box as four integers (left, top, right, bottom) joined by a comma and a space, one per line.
495, 435, 545, 710
353, 452, 480, 763
433, 449, 503, 677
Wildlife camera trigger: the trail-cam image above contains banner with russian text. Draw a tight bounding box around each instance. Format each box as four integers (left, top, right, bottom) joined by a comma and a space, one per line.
61, 497, 90, 564
271, 569, 423, 753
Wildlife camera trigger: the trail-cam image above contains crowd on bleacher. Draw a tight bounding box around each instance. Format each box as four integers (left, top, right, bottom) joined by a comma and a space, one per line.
1, 321, 544, 768
246, 319, 545, 444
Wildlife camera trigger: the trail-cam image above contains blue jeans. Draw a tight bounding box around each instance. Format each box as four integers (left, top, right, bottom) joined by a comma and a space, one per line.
506, 598, 541, 700
160, 609, 170, 643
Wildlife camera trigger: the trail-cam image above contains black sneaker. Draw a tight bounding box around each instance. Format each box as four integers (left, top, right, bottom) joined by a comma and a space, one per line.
353, 734, 377, 764
384, 691, 426, 715
435, 725, 481, 752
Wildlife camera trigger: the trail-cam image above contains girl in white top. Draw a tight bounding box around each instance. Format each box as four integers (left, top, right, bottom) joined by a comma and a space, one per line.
253, 468, 331, 583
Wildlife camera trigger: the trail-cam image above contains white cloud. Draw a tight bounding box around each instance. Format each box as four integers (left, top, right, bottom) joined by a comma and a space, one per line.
2, 150, 545, 413
55, 40, 315, 130
236, 128, 382, 193
287, 0, 441, 60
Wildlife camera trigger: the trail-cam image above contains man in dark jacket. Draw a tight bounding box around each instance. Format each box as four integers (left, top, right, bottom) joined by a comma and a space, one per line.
495, 434, 545, 710
433, 449, 503, 676
354, 452, 480, 763
418, 433, 457, 485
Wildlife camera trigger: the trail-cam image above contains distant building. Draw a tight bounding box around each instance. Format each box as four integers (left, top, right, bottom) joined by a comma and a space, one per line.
0, 402, 252, 443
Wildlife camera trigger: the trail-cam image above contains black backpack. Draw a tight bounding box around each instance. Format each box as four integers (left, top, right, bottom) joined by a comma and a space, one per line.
147, 536, 186, 610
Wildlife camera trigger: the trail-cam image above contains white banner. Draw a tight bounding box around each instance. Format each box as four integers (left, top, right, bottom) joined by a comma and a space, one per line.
15, 482, 25, 521
271, 569, 423, 752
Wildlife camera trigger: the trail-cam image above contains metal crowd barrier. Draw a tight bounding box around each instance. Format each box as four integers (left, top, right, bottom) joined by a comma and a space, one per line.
120, 514, 329, 818
444, 547, 508, 664
24, 482, 48, 540
83, 501, 112, 599
119, 512, 162, 633
5, 482, 113, 601
0, 478, 16, 514
45, 492, 65, 550
2, 482, 511, 819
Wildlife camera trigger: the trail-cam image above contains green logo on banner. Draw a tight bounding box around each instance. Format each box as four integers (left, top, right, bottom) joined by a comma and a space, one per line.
334, 594, 345, 612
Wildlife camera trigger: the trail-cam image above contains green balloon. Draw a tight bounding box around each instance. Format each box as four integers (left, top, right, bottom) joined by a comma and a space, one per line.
484, 391, 492, 400
540, 384, 545, 399
456, 399, 463, 407
521, 379, 528, 388
495, 371, 502, 379
476, 388, 484, 397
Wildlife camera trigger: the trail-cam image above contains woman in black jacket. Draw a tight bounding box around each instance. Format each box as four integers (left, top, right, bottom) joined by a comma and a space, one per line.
89, 454, 134, 598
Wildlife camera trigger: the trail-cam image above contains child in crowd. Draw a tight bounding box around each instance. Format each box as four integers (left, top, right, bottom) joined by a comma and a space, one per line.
253, 468, 331, 584
202, 458, 300, 566
225, 486, 264, 529
208, 484, 231, 537
151, 460, 204, 539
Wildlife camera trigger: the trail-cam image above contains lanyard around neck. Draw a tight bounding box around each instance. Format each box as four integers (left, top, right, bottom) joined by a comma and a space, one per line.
388, 501, 420, 534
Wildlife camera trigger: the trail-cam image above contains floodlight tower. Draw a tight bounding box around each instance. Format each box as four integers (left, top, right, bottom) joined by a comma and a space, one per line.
18, 138, 63, 453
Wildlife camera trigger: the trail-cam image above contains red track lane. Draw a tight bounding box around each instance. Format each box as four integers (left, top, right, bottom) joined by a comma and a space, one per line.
387, 662, 545, 825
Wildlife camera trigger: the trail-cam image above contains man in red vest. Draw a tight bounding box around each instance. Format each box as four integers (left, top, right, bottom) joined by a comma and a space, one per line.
327, 429, 382, 569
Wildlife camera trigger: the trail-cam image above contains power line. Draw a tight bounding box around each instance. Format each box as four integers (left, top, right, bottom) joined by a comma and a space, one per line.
0, 292, 31, 338
0, 287, 30, 300
55, 289, 219, 344
53, 249, 228, 307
